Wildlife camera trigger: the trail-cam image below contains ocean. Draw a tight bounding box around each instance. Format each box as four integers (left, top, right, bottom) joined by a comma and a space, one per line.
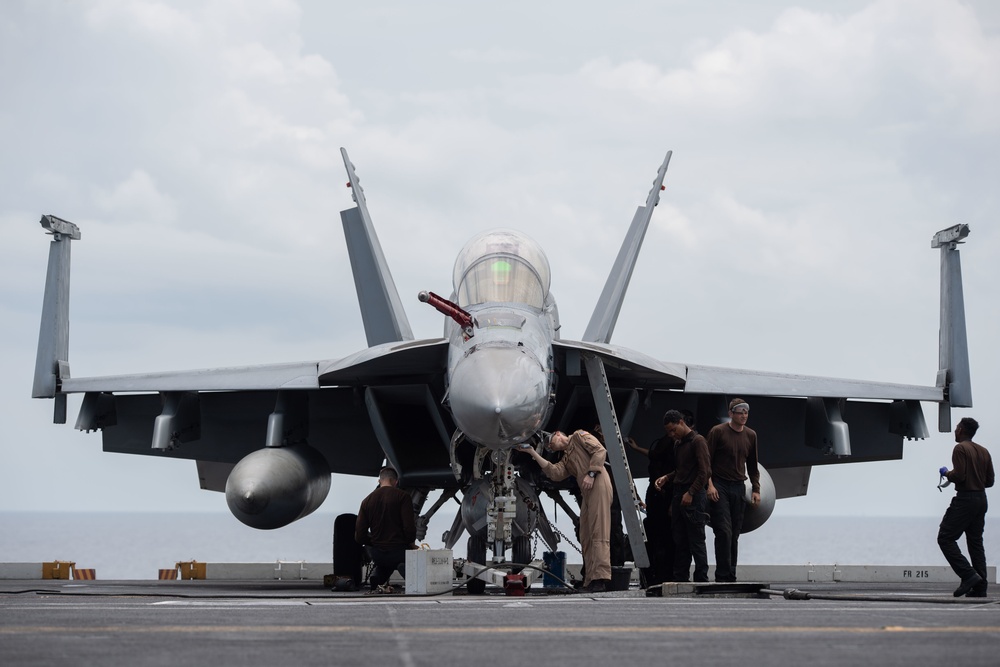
3, 511, 998, 580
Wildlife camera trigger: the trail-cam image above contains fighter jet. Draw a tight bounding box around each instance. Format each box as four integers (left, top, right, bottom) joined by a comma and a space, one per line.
31, 149, 972, 583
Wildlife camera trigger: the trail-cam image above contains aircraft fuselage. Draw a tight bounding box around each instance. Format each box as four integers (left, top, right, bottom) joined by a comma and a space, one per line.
447, 303, 554, 449
438, 229, 558, 450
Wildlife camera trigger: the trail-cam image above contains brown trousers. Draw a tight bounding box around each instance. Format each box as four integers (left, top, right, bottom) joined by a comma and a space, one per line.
580, 474, 613, 585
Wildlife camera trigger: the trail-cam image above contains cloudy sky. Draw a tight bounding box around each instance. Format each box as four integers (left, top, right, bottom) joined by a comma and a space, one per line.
2, 0, 998, 548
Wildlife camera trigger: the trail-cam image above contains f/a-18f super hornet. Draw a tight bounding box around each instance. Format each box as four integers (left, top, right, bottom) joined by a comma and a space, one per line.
32, 149, 972, 586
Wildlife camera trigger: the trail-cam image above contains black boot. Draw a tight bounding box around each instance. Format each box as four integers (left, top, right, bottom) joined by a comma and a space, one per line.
954, 573, 983, 597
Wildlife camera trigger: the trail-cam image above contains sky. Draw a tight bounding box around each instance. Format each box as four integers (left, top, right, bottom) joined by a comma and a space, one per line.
1, 0, 998, 546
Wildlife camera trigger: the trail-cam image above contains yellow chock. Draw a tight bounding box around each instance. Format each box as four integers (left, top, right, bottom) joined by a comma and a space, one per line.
42, 561, 76, 580
72, 568, 96, 580
176, 561, 206, 580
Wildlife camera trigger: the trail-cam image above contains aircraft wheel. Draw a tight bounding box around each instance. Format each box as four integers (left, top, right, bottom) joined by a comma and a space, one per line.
467, 535, 487, 595
333, 513, 363, 590
512, 534, 532, 589
512, 534, 532, 569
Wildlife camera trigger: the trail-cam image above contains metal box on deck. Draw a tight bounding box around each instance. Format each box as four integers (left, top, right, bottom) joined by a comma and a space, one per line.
405, 549, 453, 594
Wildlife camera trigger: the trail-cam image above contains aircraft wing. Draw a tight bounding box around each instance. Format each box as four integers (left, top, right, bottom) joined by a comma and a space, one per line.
59, 338, 449, 393
553, 339, 687, 388
319, 338, 448, 385
684, 364, 942, 402
61, 361, 325, 393
62, 339, 454, 486
554, 338, 941, 401
562, 164, 970, 504
550, 338, 938, 502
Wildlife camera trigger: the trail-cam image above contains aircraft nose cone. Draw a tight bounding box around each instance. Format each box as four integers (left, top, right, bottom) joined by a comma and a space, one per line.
449, 346, 549, 449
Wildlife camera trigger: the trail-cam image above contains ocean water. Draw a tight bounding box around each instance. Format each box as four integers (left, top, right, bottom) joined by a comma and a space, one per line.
3, 511, 998, 580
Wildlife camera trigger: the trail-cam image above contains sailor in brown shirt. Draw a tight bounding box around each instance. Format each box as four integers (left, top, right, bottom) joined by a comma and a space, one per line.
355, 466, 417, 592
522, 429, 613, 592
629, 409, 691, 585
938, 417, 994, 597
706, 398, 761, 582
654, 410, 711, 582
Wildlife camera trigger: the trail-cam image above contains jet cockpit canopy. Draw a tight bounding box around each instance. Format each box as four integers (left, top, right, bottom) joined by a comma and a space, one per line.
452, 229, 551, 309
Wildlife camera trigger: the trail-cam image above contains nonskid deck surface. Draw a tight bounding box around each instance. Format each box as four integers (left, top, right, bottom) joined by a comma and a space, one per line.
0, 577, 995, 599
2, 579, 998, 666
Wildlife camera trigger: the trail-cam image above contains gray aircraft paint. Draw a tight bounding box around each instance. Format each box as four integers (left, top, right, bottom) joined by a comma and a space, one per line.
31, 152, 973, 565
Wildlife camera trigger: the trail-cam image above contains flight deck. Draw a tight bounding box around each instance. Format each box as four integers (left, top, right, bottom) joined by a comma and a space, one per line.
2, 573, 998, 667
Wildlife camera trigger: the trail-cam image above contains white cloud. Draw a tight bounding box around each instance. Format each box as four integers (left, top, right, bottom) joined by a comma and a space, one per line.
85, 0, 202, 41
1, 0, 998, 533
55, 0, 360, 251
449, 47, 532, 64
576, 0, 1000, 130
93, 169, 177, 224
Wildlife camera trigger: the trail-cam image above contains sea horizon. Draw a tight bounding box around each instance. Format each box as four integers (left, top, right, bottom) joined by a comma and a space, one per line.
3, 511, 998, 581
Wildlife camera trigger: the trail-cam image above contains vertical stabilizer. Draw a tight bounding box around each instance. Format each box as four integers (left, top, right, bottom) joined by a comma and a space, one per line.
339, 148, 414, 346
932, 224, 972, 431
33, 215, 81, 423
583, 151, 672, 344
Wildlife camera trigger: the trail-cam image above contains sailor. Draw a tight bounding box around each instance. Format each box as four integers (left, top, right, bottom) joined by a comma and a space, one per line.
938, 417, 994, 597
654, 410, 711, 583
591, 423, 629, 569
629, 410, 692, 585
522, 430, 613, 592
705, 398, 760, 582
354, 466, 418, 592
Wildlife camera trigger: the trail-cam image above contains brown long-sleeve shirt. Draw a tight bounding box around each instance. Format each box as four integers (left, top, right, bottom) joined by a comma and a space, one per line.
947, 440, 995, 492
647, 436, 675, 480
355, 485, 416, 548
536, 430, 607, 486
536, 430, 613, 584
673, 430, 710, 496
706, 423, 761, 493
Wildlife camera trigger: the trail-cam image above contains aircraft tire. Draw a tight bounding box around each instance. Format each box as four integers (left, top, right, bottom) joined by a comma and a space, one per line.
512, 534, 532, 589
467, 535, 487, 595
333, 513, 363, 590
512, 534, 532, 567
